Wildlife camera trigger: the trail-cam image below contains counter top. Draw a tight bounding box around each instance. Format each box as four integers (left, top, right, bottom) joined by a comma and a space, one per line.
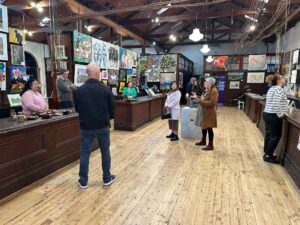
115, 95, 164, 104
0, 111, 78, 135
245, 93, 266, 101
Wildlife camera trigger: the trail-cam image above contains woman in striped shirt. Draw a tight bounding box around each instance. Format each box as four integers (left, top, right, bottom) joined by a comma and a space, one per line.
263, 74, 288, 164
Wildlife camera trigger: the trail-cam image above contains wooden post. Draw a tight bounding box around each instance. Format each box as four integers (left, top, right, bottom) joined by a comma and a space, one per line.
119, 35, 123, 47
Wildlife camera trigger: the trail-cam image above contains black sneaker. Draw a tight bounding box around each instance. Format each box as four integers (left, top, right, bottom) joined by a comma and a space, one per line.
103, 175, 117, 186
77, 179, 88, 189
170, 135, 179, 141
166, 133, 174, 138
263, 154, 280, 164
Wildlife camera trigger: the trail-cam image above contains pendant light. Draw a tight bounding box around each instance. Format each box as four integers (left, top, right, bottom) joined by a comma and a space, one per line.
201, 14, 211, 54
201, 44, 211, 54
206, 56, 213, 63
189, 13, 203, 42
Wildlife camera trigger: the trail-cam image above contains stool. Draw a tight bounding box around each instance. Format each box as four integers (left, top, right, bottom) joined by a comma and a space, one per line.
237, 100, 245, 110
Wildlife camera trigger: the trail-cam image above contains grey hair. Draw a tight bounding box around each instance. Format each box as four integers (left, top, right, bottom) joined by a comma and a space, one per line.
190, 77, 197, 82
205, 77, 216, 86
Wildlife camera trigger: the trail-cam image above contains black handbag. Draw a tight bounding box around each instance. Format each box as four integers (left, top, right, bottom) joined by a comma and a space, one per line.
161, 112, 171, 120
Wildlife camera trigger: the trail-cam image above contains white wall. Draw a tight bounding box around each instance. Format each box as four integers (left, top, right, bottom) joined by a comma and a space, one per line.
169, 41, 276, 75
23, 41, 49, 96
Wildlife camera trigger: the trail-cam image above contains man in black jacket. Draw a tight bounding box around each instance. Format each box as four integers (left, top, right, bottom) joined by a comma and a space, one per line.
75, 63, 116, 189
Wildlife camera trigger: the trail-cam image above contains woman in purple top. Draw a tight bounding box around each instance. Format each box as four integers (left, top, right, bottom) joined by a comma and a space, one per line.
21, 77, 48, 118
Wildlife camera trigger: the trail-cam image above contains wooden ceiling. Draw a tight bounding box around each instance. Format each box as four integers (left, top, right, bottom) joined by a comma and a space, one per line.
4, 0, 300, 51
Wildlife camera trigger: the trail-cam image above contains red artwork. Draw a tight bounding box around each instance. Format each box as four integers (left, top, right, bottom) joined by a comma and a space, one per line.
213, 56, 228, 69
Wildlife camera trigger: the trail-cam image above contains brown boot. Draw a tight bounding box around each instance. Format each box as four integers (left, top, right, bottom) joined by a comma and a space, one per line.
195, 137, 206, 146
202, 141, 214, 151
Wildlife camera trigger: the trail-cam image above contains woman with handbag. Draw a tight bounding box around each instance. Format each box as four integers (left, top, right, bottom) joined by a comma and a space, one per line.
263, 74, 288, 164
195, 77, 218, 150
165, 81, 181, 141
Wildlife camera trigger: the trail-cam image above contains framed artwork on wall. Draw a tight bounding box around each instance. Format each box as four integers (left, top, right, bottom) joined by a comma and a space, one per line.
10, 44, 25, 65
0, 62, 6, 91
292, 49, 299, 64
108, 69, 119, 85
229, 81, 240, 89
101, 70, 108, 80
227, 72, 244, 81
7, 94, 22, 107
92, 38, 108, 69
248, 55, 266, 71
0, 5, 8, 33
107, 43, 119, 70
247, 72, 265, 84
0, 33, 8, 61
118, 81, 125, 93
56, 45, 67, 59
160, 72, 176, 90
9, 28, 25, 45
74, 64, 88, 86
73, 31, 92, 63
9, 65, 29, 94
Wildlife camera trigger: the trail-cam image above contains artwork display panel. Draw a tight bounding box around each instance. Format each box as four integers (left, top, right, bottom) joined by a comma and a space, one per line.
160, 72, 176, 90
9, 28, 25, 45
0, 5, 8, 33
107, 43, 119, 70
92, 38, 108, 69
0, 62, 6, 91
248, 55, 266, 71
0, 33, 8, 61
10, 44, 25, 65
74, 64, 88, 86
247, 72, 265, 84
73, 31, 92, 63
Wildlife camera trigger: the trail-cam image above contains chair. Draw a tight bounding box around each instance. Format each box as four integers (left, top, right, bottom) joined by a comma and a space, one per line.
237, 100, 245, 110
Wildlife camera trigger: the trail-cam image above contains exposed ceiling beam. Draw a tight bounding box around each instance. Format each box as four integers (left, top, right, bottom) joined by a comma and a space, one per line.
58, 0, 230, 23
63, 0, 144, 44
123, 9, 257, 24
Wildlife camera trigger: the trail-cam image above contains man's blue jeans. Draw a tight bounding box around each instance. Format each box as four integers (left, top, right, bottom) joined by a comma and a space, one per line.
79, 127, 111, 185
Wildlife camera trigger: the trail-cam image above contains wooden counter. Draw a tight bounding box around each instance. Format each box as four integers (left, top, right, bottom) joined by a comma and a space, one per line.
0, 112, 97, 199
282, 115, 300, 189
244, 93, 265, 123
257, 101, 266, 135
114, 96, 164, 131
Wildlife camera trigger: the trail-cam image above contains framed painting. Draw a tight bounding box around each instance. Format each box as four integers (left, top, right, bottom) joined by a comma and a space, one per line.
227, 72, 244, 81
58, 61, 68, 71
118, 81, 125, 93
107, 43, 119, 70
92, 38, 108, 69
248, 55, 266, 71
0, 62, 6, 91
247, 72, 265, 84
9, 27, 25, 45
160, 54, 177, 72
0, 33, 8, 61
213, 56, 228, 69
7, 94, 22, 107
160, 72, 176, 90
108, 69, 119, 85
119, 47, 128, 69
73, 31, 92, 63
101, 70, 108, 80
229, 81, 240, 89
11, 44, 25, 65
139, 55, 148, 72
0, 5, 8, 33
292, 49, 299, 64
9, 65, 29, 94
56, 45, 67, 59
74, 64, 88, 86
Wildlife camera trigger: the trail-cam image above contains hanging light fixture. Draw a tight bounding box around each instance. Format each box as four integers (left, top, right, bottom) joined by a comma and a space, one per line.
189, 13, 203, 42
201, 44, 211, 54
200, 14, 211, 54
206, 56, 213, 63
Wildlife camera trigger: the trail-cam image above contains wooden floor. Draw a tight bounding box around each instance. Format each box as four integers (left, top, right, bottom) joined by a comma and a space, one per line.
1, 107, 300, 225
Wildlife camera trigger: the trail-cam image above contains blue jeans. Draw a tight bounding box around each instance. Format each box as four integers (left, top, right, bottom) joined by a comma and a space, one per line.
59, 100, 73, 109
79, 127, 111, 185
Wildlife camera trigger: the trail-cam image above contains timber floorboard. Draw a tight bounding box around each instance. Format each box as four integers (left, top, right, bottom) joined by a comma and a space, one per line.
0, 107, 300, 225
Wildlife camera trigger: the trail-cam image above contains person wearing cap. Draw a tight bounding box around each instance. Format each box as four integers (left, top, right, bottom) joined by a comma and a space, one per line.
56, 69, 76, 109
194, 77, 218, 150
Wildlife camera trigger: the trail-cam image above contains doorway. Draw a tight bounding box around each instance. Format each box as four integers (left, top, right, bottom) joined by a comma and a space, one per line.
25, 52, 38, 80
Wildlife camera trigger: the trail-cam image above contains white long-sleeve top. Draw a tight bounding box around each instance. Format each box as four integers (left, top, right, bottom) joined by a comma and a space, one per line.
264, 86, 288, 118
165, 90, 181, 120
